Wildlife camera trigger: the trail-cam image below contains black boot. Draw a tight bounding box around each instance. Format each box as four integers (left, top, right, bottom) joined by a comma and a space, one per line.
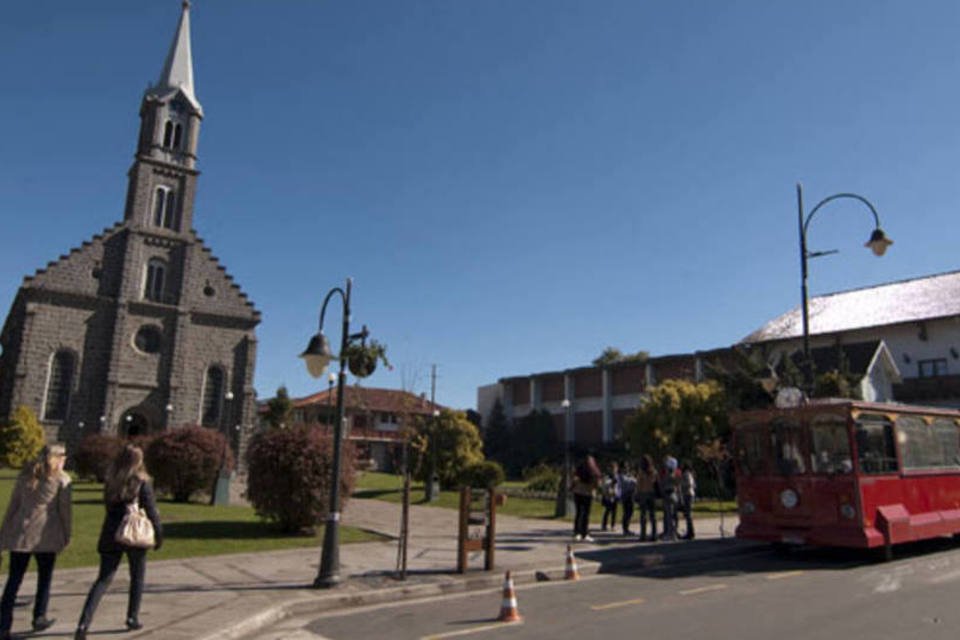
33, 615, 56, 631
74, 626, 88, 640
126, 617, 143, 631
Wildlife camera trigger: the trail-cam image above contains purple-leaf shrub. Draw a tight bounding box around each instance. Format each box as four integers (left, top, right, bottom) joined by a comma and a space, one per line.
145, 426, 233, 502
245, 426, 356, 534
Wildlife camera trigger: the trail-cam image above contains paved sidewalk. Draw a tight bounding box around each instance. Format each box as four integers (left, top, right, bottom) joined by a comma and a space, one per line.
4, 501, 742, 639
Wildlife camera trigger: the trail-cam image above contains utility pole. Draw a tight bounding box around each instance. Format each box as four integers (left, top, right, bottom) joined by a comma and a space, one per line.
425, 364, 440, 501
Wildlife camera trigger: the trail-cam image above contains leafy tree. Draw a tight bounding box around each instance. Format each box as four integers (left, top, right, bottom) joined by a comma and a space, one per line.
706, 347, 777, 411
264, 385, 294, 429
409, 409, 484, 489
0, 405, 45, 468
623, 379, 728, 467
246, 425, 356, 534
145, 426, 233, 502
592, 347, 650, 367
505, 409, 559, 476
483, 399, 511, 464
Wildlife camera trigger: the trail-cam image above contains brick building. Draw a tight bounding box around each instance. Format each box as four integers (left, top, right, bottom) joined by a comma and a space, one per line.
0, 3, 259, 455
477, 348, 739, 448
260, 387, 444, 471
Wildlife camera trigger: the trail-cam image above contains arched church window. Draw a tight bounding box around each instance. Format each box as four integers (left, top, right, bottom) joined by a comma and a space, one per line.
43, 350, 75, 421
144, 259, 167, 303
173, 123, 183, 149
201, 366, 225, 426
152, 187, 179, 231
163, 120, 174, 148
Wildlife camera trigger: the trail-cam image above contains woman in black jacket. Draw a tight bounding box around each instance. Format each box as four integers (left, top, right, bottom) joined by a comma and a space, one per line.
74, 445, 162, 640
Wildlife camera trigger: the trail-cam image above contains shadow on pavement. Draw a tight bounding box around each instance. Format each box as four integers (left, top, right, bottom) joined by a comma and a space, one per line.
574, 535, 960, 580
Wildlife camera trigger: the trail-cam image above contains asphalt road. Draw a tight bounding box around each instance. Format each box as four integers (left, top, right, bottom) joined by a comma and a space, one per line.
269, 540, 960, 639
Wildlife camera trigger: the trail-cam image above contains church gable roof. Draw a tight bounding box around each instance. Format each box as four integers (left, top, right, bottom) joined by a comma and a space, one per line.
21, 223, 126, 296
184, 233, 260, 321
742, 270, 960, 343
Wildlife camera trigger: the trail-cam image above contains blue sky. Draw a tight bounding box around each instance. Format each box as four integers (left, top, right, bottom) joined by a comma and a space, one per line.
2, 1, 960, 411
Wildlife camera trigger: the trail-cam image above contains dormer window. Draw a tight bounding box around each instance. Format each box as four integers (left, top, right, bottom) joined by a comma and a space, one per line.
144, 259, 167, 303
152, 186, 180, 230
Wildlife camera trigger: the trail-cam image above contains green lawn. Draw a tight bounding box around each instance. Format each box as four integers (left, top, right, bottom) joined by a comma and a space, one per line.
0, 469, 386, 569
354, 472, 736, 522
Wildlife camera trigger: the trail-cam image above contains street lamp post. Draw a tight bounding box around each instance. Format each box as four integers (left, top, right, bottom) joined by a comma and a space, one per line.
797, 183, 893, 395
327, 372, 336, 427
299, 277, 370, 588
555, 398, 573, 517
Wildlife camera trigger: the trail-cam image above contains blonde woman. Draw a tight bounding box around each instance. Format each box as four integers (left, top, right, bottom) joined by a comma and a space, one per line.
0, 444, 71, 639
75, 445, 162, 640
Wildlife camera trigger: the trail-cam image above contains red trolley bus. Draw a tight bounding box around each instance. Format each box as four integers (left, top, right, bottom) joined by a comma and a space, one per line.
733, 399, 960, 554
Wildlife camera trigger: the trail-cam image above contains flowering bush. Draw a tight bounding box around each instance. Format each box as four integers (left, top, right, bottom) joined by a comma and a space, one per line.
245, 426, 355, 534
145, 426, 233, 502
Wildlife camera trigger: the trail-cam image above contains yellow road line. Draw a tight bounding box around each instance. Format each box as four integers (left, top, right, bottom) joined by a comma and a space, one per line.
590, 597, 646, 611
422, 620, 522, 640
679, 584, 728, 596
766, 570, 805, 581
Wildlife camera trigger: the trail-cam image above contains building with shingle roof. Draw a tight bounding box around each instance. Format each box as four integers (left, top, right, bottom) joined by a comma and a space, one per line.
742, 270, 960, 406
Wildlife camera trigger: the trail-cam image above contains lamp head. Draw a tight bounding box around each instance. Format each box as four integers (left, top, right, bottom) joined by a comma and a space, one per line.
300, 332, 334, 378
866, 228, 893, 256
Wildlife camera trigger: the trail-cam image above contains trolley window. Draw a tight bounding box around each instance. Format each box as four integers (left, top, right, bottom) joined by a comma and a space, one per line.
932, 419, 960, 468
772, 418, 806, 475
855, 415, 898, 474
811, 415, 852, 474
898, 416, 960, 470
736, 423, 768, 476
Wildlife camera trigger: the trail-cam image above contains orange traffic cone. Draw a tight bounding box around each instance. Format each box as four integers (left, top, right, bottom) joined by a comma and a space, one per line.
564, 544, 580, 580
497, 571, 522, 622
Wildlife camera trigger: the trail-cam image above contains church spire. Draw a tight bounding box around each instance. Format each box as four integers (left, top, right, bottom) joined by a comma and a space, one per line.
153, 1, 201, 114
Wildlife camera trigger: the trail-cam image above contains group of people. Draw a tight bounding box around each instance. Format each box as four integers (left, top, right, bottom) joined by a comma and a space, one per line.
0, 444, 162, 640
572, 453, 696, 543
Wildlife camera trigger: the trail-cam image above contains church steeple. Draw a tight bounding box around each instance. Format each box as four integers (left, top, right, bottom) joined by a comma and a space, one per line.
124, 1, 202, 234
154, 0, 201, 115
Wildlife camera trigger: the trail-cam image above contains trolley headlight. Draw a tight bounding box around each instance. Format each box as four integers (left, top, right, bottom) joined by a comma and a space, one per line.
840, 504, 856, 519
780, 489, 799, 509
741, 501, 756, 515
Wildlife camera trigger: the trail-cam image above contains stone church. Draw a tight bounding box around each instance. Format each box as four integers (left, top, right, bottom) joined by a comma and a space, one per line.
0, 2, 259, 456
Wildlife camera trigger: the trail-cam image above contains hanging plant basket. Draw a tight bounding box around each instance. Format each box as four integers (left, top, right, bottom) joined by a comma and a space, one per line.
345, 340, 391, 379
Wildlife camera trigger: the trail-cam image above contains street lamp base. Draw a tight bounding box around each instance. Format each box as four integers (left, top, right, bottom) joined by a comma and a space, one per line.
312, 573, 341, 589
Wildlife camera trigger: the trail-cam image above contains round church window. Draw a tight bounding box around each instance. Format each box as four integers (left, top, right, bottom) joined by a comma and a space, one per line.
133, 325, 162, 354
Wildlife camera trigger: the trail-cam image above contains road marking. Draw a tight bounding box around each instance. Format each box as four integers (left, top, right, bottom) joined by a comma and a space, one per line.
766, 570, 804, 580
421, 620, 522, 639
679, 584, 728, 596
590, 597, 646, 611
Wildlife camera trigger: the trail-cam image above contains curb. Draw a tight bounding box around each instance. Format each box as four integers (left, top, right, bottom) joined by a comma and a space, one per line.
198, 538, 759, 640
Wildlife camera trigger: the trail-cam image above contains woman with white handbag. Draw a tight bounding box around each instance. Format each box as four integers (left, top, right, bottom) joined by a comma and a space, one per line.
0, 444, 71, 639
74, 445, 162, 640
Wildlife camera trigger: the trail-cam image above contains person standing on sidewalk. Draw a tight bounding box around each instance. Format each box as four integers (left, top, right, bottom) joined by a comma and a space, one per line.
0, 444, 71, 639
599, 462, 620, 532
74, 445, 163, 640
635, 455, 658, 541
659, 456, 680, 541
618, 463, 637, 535
679, 461, 697, 540
571, 454, 601, 542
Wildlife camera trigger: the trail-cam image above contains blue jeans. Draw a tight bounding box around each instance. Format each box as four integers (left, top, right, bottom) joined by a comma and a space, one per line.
573, 494, 592, 537
78, 549, 147, 628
